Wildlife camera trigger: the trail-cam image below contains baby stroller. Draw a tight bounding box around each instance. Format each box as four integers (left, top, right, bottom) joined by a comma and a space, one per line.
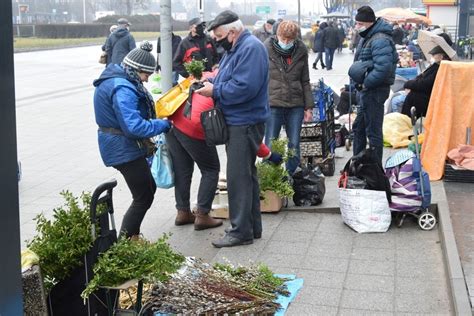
384, 107, 435, 230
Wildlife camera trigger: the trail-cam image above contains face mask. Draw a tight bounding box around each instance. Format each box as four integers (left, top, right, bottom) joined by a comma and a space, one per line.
357, 26, 367, 33
216, 33, 233, 51
278, 40, 294, 50
195, 24, 205, 37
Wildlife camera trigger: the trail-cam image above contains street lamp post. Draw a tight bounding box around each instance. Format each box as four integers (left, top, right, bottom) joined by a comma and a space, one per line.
83, 0, 86, 23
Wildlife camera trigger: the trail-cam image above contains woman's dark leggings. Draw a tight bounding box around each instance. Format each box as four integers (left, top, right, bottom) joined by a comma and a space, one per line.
114, 157, 156, 237
314, 51, 325, 68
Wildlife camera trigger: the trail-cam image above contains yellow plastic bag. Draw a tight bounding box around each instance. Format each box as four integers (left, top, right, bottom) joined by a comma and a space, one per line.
383, 112, 413, 148
155, 78, 192, 118
21, 249, 39, 272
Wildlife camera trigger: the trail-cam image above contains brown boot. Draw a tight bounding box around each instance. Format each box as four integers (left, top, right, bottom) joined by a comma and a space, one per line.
194, 209, 223, 231
175, 209, 195, 226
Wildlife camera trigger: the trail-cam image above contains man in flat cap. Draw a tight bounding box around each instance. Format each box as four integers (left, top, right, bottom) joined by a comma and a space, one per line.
349, 5, 398, 165
196, 10, 270, 248
173, 17, 218, 78
252, 18, 275, 42
105, 18, 136, 66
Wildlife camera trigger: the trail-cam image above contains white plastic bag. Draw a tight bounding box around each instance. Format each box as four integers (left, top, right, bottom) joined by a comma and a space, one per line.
339, 188, 391, 233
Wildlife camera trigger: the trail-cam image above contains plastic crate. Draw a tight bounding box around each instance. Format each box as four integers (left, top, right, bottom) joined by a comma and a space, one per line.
300, 138, 335, 158
444, 163, 474, 183
301, 121, 335, 140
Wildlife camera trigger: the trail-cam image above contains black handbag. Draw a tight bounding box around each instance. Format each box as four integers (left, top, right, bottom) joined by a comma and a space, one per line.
200, 106, 228, 146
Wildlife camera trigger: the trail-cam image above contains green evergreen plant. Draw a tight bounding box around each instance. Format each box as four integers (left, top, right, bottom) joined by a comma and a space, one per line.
256, 138, 294, 198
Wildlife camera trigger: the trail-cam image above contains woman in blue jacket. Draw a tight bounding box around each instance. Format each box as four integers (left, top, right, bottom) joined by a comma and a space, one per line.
93, 41, 171, 238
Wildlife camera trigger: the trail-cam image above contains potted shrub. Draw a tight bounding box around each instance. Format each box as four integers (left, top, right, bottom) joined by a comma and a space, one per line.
257, 139, 294, 212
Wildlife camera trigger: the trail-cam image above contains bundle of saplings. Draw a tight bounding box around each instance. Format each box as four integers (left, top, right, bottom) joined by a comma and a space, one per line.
140, 258, 290, 315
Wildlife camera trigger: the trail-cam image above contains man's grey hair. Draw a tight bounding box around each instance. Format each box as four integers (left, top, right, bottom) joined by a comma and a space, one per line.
220, 19, 244, 33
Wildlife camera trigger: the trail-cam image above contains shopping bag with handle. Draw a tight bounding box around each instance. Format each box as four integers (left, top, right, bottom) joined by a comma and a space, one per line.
151, 135, 174, 189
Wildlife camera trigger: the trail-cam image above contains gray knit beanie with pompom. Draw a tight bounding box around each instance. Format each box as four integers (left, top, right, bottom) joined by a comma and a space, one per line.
123, 41, 156, 74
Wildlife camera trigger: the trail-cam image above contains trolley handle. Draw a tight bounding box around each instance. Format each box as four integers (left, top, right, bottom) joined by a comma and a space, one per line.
410, 107, 417, 126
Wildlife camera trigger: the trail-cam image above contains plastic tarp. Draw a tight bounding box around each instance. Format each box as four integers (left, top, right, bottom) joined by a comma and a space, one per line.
274, 274, 304, 316
383, 112, 413, 148
420, 61, 474, 180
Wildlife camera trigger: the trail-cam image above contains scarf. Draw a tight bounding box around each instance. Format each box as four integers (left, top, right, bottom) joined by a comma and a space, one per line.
123, 64, 156, 119
271, 37, 296, 70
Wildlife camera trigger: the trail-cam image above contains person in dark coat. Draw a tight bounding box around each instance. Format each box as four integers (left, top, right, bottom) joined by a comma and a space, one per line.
350, 6, 398, 165
336, 23, 346, 53
264, 20, 314, 174
401, 45, 451, 118
322, 21, 339, 70
173, 17, 218, 78
392, 23, 405, 45
252, 19, 275, 42
312, 22, 327, 69
105, 18, 136, 66
156, 32, 182, 85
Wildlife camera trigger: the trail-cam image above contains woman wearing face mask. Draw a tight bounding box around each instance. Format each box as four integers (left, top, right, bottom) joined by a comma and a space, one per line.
93, 41, 171, 238
401, 45, 451, 118
263, 20, 314, 175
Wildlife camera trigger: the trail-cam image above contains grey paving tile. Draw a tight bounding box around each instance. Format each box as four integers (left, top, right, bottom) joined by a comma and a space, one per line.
395, 293, 451, 314
262, 240, 310, 256
396, 277, 449, 297
353, 233, 396, 249
307, 243, 353, 259
297, 269, 345, 289
301, 255, 350, 273
340, 289, 394, 312
278, 218, 321, 232
293, 286, 343, 307
270, 229, 315, 243
349, 259, 395, 276
395, 244, 444, 264
345, 274, 395, 293
257, 252, 306, 270
396, 260, 446, 280
312, 232, 355, 246
351, 247, 395, 262
339, 309, 394, 315
286, 303, 338, 316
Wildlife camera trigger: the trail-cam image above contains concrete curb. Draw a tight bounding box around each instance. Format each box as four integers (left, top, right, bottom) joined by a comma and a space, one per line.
284, 182, 472, 315
436, 183, 473, 315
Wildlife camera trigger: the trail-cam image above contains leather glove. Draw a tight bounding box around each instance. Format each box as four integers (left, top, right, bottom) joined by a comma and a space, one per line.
157, 119, 171, 134
267, 152, 283, 164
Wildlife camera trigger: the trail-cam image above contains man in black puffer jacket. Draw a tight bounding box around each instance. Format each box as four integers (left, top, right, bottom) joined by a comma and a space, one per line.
322, 22, 339, 70
173, 18, 218, 78
350, 6, 398, 165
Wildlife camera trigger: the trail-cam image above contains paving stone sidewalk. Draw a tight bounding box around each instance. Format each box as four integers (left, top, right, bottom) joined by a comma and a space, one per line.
15, 46, 454, 314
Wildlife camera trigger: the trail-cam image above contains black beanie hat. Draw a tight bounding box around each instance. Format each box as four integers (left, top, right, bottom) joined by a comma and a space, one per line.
355, 6, 376, 23
123, 41, 156, 74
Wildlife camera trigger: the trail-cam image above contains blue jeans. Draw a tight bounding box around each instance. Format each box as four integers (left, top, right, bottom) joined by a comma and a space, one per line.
353, 86, 390, 165
390, 93, 406, 113
265, 106, 305, 174
324, 47, 336, 69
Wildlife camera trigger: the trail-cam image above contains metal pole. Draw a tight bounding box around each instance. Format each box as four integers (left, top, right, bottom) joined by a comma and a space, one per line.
0, 1, 23, 315
83, 0, 86, 23
298, 0, 301, 26
160, 0, 172, 92
198, 0, 204, 21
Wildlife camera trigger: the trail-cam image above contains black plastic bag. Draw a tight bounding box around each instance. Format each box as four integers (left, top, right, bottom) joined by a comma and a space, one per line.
341, 148, 392, 202
292, 165, 326, 206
